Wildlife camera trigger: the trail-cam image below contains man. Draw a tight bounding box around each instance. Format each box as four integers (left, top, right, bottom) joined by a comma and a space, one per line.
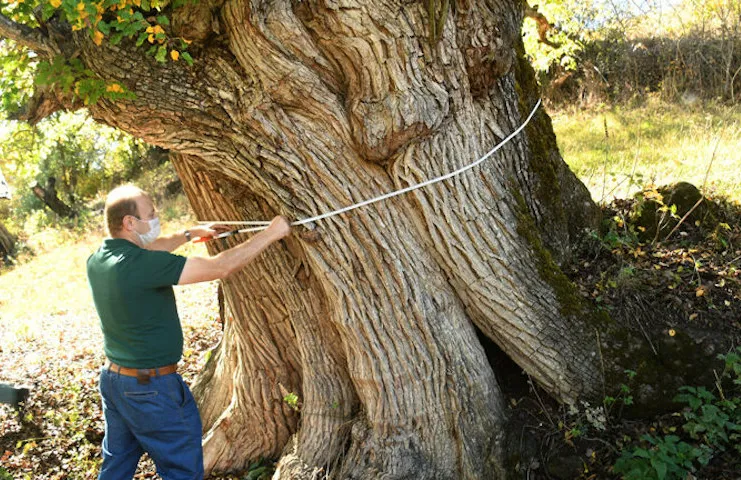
87, 184, 291, 479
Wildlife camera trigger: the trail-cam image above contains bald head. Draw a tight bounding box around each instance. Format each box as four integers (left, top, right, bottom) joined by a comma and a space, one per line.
104, 185, 150, 236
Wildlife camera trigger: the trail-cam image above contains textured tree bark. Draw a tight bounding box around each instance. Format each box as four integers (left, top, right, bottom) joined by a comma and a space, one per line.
30, 178, 76, 218
0, 221, 15, 258
11, 0, 698, 477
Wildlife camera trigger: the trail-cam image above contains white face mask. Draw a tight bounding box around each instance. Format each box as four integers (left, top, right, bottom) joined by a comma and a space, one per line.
136, 217, 161, 245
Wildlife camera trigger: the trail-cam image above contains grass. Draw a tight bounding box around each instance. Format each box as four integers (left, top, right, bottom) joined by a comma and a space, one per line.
552, 97, 741, 204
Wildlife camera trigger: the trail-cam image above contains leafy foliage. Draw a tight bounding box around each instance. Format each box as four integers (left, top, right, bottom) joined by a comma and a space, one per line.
0, 0, 194, 112
613, 347, 741, 480
0, 112, 144, 233
0, 43, 35, 118
613, 434, 712, 480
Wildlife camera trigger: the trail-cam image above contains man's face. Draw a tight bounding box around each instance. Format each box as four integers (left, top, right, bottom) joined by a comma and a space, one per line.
135, 195, 157, 221
129, 195, 158, 234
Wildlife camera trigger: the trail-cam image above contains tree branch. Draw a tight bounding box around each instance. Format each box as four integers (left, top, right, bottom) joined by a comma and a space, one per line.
523, 1, 562, 49
0, 12, 58, 56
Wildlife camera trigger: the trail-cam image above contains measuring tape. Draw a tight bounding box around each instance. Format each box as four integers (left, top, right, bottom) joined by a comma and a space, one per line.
194, 99, 542, 242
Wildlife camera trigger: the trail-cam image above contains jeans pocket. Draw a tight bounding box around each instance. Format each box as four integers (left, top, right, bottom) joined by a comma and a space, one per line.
121, 387, 167, 433
165, 375, 188, 409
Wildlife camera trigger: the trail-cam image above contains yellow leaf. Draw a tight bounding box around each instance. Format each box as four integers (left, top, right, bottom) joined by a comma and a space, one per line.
689, 313, 698, 321
132, 0, 140, 6
668, 329, 676, 337
93, 30, 104, 45
170, 50, 179, 61
146, 26, 155, 33
50, 0, 62, 8
106, 83, 124, 93
696, 287, 705, 297
76, 1, 85, 11
183, 38, 192, 44
147, 34, 155, 43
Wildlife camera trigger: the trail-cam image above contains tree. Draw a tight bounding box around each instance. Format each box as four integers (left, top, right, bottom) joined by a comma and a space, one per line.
0, 0, 723, 477
0, 166, 15, 258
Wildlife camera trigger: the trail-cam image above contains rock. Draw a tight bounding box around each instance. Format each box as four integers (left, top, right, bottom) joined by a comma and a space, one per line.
546, 454, 583, 479
633, 182, 711, 241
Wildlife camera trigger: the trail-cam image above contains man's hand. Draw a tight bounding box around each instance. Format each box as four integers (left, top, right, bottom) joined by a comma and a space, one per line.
189, 224, 231, 241
179, 216, 293, 285
266, 216, 291, 240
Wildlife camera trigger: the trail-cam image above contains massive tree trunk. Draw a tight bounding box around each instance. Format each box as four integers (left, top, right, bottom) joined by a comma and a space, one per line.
10, 0, 718, 477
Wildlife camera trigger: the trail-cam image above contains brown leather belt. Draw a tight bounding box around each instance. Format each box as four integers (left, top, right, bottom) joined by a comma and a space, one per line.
106, 361, 178, 385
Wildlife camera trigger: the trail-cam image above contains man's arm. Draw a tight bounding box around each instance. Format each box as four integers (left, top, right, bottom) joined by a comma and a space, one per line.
146, 225, 227, 252
145, 231, 189, 252
177, 216, 291, 285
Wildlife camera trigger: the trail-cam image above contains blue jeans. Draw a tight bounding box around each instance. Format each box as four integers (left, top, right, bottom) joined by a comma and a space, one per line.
98, 367, 204, 480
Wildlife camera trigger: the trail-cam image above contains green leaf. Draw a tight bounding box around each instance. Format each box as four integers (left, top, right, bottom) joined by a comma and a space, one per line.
632, 448, 650, 458
136, 32, 149, 47
110, 32, 124, 45
181, 51, 193, 66
155, 45, 167, 63
42, 3, 57, 21
246, 467, 268, 480
98, 21, 111, 35
651, 458, 667, 480
156, 15, 169, 25
141, 0, 150, 10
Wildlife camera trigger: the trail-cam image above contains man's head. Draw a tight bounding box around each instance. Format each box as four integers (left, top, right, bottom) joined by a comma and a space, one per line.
104, 185, 159, 244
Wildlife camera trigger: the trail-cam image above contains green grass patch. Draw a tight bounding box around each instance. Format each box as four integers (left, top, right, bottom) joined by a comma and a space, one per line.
552, 98, 741, 204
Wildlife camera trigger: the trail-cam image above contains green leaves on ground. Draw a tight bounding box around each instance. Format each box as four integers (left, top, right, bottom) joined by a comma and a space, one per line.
613, 347, 741, 480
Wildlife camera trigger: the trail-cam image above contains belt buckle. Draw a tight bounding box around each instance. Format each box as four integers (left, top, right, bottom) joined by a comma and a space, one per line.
136, 369, 151, 385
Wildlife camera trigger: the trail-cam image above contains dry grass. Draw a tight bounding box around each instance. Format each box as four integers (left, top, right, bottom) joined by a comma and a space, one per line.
552, 98, 741, 204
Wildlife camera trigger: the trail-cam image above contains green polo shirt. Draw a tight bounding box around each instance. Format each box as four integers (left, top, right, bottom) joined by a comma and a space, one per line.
87, 238, 187, 368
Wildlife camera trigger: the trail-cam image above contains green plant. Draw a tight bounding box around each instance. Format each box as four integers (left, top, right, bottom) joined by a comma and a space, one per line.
243, 458, 274, 480
614, 347, 741, 479
675, 348, 741, 454
597, 214, 642, 251
604, 369, 636, 419
0, 466, 12, 480
283, 392, 300, 411
613, 434, 712, 480
675, 386, 741, 451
